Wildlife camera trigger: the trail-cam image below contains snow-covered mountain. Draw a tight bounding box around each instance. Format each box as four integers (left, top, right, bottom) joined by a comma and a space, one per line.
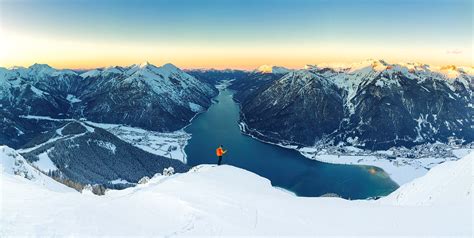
0, 62, 218, 148
237, 59, 473, 150
1, 146, 471, 236
256, 65, 291, 74
78, 62, 217, 131
0, 62, 213, 189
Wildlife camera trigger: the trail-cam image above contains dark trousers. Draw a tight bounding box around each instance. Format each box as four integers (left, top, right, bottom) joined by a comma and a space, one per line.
217, 156, 222, 165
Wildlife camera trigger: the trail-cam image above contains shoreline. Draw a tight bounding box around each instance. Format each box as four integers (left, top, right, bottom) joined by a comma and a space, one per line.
17, 82, 226, 165
236, 112, 471, 186
181, 79, 235, 163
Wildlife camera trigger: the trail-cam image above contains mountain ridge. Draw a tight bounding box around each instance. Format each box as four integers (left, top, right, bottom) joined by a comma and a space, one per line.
0, 61, 218, 148
234, 59, 473, 150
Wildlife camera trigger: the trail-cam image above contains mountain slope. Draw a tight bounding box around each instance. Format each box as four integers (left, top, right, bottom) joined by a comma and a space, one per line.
0, 146, 74, 192
1, 148, 471, 236
229, 72, 283, 102
79, 62, 218, 131
382, 151, 472, 206
0, 62, 217, 148
241, 70, 344, 144
237, 60, 473, 149
17, 121, 188, 187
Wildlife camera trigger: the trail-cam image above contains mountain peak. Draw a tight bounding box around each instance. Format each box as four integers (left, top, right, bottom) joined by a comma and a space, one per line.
134, 61, 161, 73
26, 63, 55, 75
161, 63, 180, 71
353, 59, 389, 68
139, 61, 152, 68
28, 63, 53, 70
440, 65, 457, 71
30, 63, 52, 68
256, 65, 290, 74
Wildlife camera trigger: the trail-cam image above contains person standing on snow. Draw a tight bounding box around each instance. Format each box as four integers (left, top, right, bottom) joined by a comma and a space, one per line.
216, 145, 227, 165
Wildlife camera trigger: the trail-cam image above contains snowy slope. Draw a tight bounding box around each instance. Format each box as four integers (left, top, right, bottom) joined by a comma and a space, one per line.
1, 147, 471, 236
0, 146, 73, 192
382, 151, 473, 206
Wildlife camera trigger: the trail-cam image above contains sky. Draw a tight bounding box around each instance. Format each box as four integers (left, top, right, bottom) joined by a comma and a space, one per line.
0, 0, 472, 69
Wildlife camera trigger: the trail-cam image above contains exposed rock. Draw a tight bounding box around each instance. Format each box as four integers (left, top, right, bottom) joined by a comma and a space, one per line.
138, 176, 150, 184
235, 60, 474, 150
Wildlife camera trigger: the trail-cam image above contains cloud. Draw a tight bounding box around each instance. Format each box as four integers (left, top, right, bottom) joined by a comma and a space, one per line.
446, 49, 463, 55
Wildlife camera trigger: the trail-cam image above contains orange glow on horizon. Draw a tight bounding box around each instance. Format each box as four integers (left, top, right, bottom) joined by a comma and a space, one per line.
1, 30, 472, 70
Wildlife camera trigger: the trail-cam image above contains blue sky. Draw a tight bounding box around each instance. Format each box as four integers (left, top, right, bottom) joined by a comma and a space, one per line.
0, 0, 472, 69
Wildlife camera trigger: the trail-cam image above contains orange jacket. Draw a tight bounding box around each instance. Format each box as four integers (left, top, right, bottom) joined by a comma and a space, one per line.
216, 147, 225, 156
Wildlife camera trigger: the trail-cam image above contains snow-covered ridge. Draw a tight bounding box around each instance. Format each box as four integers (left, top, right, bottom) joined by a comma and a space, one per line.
78, 61, 216, 111
301, 59, 473, 96
308, 59, 473, 88
312, 59, 473, 75
239, 58, 473, 152
256, 65, 291, 74
1, 63, 78, 79
79, 62, 189, 79
0, 147, 472, 236
1, 61, 217, 138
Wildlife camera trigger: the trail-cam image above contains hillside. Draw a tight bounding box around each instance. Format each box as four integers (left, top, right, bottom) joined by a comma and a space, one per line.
17, 121, 188, 187
0, 62, 217, 148
1, 146, 471, 236
237, 59, 473, 150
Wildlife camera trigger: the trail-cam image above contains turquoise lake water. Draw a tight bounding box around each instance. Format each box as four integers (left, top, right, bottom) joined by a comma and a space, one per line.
185, 88, 398, 199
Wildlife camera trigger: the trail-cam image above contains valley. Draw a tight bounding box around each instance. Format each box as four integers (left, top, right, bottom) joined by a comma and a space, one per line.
1, 60, 472, 195
184, 85, 398, 198
2, 0, 472, 236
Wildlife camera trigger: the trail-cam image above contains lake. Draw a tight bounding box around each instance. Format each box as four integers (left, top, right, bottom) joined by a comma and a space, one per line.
185, 87, 398, 199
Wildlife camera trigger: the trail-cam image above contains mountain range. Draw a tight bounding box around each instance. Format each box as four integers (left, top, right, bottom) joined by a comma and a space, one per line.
0, 62, 217, 187
1, 59, 473, 189
0, 62, 217, 148
234, 59, 473, 150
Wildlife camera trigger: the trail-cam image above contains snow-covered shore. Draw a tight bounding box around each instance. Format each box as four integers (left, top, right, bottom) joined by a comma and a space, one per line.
298, 146, 472, 185
1, 146, 472, 236
239, 120, 472, 185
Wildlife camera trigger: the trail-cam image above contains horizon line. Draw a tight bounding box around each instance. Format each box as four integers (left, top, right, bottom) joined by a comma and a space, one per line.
2, 59, 473, 71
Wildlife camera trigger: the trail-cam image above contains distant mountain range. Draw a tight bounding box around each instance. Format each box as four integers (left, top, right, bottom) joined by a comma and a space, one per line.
186, 68, 249, 85
233, 59, 473, 150
256, 65, 291, 74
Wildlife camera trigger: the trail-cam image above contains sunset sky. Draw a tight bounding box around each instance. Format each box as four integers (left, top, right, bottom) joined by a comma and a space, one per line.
0, 0, 472, 69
